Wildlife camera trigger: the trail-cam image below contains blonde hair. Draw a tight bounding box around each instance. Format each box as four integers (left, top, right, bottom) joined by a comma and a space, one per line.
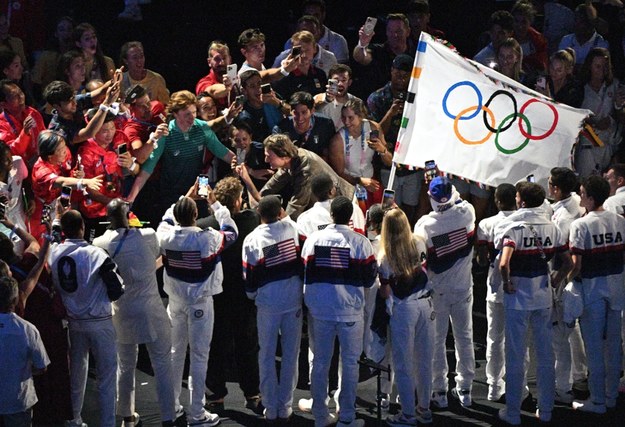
291, 30, 315, 46
550, 48, 575, 75
379, 209, 423, 278
167, 90, 196, 115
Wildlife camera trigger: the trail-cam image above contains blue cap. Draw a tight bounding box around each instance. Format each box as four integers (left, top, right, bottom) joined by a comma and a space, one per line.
428, 176, 452, 203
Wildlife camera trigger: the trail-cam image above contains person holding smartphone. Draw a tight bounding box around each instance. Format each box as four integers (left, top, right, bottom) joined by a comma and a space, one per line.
77, 110, 138, 242
31, 130, 102, 243
195, 41, 238, 110
126, 90, 236, 219
328, 98, 390, 208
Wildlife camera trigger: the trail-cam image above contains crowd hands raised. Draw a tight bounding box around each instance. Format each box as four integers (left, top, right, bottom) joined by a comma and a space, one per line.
4, 0, 625, 427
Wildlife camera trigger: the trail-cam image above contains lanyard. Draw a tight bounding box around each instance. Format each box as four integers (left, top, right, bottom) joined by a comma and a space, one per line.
343, 121, 367, 172
112, 228, 130, 258
4, 111, 18, 135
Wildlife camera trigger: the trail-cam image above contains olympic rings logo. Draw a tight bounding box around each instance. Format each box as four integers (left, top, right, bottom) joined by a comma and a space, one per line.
442, 81, 559, 154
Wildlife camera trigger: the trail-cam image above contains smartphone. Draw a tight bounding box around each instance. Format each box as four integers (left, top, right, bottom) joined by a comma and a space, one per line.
226, 64, 238, 80
198, 174, 210, 198
60, 186, 72, 207
235, 94, 246, 106
382, 189, 395, 210
117, 143, 128, 155
261, 83, 272, 94
369, 129, 379, 140
363, 17, 377, 35
527, 174, 535, 183
328, 78, 339, 95
425, 160, 437, 181
291, 45, 302, 57
395, 91, 407, 101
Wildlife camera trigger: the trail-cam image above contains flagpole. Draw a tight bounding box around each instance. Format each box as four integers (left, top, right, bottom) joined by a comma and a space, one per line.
387, 162, 397, 190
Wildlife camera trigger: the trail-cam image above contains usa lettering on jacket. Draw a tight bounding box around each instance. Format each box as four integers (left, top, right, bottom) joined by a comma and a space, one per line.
522, 236, 553, 247
591, 231, 623, 245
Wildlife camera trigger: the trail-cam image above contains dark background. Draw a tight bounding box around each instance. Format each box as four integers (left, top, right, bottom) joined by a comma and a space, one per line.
35, 0, 513, 93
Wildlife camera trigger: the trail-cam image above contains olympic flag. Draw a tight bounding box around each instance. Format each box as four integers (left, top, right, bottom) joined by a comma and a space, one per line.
394, 33, 591, 188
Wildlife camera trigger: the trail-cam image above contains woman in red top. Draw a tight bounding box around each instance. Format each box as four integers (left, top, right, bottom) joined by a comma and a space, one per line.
31, 130, 102, 241
78, 111, 137, 241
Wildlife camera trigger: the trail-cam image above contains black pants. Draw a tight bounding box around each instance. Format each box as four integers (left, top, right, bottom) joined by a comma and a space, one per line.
205, 291, 260, 399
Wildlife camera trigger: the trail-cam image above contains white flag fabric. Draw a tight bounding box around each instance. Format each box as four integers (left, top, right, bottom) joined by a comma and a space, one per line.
394, 33, 591, 188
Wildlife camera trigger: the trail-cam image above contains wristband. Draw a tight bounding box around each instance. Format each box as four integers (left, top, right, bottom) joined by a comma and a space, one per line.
98, 104, 109, 113
76, 179, 84, 191
357, 40, 369, 50
52, 218, 61, 228
279, 67, 289, 77
130, 161, 138, 173
148, 132, 156, 144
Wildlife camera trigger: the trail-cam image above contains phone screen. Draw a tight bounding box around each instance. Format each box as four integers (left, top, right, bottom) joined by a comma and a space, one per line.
61, 186, 72, 207
261, 83, 272, 94
369, 130, 379, 139
425, 160, 437, 181
198, 175, 209, 198
291, 46, 302, 56
117, 143, 127, 155
382, 189, 395, 210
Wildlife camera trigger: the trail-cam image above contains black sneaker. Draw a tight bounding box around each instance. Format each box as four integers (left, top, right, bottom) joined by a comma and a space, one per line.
245, 395, 265, 415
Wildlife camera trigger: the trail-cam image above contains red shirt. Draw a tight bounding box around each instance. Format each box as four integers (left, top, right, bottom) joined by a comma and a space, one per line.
0, 107, 46, 165
122, 101, 166, 149
77, 132, 128, 218
30, 149, 73, 240
195, 69, 228, 109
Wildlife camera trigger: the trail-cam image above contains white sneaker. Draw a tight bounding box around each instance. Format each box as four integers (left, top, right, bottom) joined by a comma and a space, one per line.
314, 414, 335, 427
415, 407, 433, 424
187, 410, 220, 427
385, 412, 417, 426
430, 391, 448, 409
572, 399, 606, 414
487, 384, 504, 401
497, 408, 521, 426
554, 389, 574, 404
65, 421, 87, 427
298, 398, 313, 413
535, 409, 551, 422
451, 388, 472, 407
